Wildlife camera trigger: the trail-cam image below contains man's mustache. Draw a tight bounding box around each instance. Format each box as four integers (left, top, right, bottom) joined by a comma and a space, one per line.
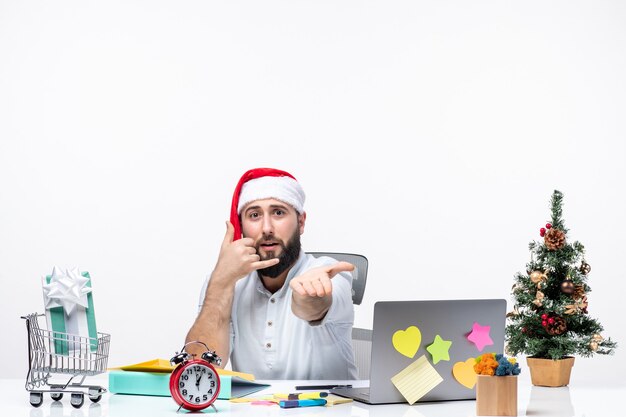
256, 238, 284, 247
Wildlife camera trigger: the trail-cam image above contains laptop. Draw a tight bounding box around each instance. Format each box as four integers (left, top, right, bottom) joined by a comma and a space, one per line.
331, 299, 506, 404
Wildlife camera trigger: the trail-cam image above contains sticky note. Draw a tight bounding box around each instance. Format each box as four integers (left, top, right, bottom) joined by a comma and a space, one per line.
467, 322, 493, 351
390, 355, 443, 404
426, 335, 452, 364
392, 326, 422, 358
229, 396, 275, 403
251, 400, 277, 406
452, 358, 478, 389
324, 394, 353, 406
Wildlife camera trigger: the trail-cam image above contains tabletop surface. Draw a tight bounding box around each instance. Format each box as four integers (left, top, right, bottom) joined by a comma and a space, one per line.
2, 374, 625, 417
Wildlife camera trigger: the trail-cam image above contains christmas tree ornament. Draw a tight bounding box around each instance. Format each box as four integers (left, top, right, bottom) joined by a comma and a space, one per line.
581, 295, 588, 313
579, 260, 591, 275
546, 223, 552, 229
539, 227, 546, 237
589, 334, 603, 352
544, 228, 566, 251
532, 290, 544, 307
560, 279, 575, 295
541, 313, 548, 320
564, 297, 588, 315
545, 316, 567, 336
573, 284, 586, 300
530, 270, 548, 288
506, 305, 520, 318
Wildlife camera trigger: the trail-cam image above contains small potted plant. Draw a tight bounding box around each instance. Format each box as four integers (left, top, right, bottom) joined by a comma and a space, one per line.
506, 191, 616, 387
474, 353, 521, 416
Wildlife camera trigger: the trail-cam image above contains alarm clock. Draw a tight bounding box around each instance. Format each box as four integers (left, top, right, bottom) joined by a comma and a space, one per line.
169, 341, 222, 412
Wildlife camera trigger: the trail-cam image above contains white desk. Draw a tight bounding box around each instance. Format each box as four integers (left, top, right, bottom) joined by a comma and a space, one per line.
2, 374, 624, 417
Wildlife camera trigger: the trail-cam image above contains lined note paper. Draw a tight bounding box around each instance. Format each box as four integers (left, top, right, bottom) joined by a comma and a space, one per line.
390, 355, 443, 405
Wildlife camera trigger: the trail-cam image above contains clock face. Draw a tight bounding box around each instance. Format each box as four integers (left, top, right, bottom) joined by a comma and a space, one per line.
176, 363, 219, 407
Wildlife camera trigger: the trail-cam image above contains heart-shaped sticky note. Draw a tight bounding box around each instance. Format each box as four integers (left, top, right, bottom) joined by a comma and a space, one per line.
392, 326, 422, 358
452, 358, 477, 389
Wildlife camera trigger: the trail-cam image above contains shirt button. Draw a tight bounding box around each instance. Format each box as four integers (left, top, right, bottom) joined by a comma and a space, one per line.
270, 298, 276, 303
266, 343, 272, 349
267, 321, 273, 327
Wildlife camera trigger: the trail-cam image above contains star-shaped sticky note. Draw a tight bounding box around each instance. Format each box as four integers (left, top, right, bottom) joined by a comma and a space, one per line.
426, 335, 452, 364
467, 322, 493, 351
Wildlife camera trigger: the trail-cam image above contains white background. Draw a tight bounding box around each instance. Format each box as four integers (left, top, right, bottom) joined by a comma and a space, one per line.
1, 1, 624, 384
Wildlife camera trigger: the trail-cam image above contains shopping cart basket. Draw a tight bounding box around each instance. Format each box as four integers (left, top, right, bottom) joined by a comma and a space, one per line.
22, 313, 111, 408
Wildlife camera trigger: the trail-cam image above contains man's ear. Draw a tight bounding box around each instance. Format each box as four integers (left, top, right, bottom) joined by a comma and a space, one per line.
298, 211, 306, 235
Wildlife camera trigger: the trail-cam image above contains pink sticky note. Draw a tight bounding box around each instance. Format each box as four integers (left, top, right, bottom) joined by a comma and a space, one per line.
251, 400, 277, 406
467, 322, 493, 351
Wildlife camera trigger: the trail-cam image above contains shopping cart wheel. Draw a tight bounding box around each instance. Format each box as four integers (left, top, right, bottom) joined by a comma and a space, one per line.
29, 392, 44, 407
88, 386, 103, 403
70, 392, 84, 408
50, 392, 63, 401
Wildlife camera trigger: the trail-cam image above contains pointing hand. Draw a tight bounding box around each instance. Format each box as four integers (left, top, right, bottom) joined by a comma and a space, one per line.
289, 262, 355, 297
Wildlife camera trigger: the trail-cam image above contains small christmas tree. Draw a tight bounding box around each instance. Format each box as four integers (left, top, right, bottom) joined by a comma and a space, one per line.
506, 190, 616, 360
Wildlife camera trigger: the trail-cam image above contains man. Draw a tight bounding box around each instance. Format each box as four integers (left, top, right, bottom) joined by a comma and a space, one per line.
185, 168, 358, 379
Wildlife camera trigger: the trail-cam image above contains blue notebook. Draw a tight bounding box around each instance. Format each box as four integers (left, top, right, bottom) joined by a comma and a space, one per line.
108, 370, 270, 399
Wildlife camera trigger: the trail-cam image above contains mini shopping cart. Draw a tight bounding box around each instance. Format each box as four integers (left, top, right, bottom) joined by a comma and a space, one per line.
22, 313, 111, 408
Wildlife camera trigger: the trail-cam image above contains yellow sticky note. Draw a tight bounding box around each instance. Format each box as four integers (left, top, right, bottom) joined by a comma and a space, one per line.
390, 355, 443, 405
392, 326, 422, 358
324, 394, 353, 406
111, 358, 175, 373
452, 358, 478, 389
109, 358, 256, 381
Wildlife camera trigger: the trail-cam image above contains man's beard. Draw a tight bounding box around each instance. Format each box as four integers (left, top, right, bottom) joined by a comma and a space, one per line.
255, 228, 301, 278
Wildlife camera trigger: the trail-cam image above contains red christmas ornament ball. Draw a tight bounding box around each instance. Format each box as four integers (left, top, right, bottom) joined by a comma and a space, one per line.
546, 223, 552, 229
541, 313, 548, 320
542, 320, 547, 327
540, 227, 546, 237
548, 317, 555, 324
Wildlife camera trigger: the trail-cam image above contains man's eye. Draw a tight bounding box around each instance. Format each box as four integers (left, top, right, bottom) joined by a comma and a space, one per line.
249, 212, 260, 219
274, 210, 284, 216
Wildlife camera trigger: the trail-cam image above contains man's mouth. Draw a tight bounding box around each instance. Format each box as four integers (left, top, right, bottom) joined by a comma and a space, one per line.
260, 242, 280, 250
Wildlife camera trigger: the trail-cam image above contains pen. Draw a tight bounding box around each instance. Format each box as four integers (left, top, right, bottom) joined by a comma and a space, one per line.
279, 399, 327, 408
294, 384, 352, 390
274, 392, 329, 400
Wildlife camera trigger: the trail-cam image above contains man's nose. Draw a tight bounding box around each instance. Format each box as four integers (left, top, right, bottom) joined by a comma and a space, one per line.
262, 215, 274, 235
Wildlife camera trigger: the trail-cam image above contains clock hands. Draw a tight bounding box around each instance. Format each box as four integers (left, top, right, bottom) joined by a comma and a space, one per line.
195, 372, 202, 388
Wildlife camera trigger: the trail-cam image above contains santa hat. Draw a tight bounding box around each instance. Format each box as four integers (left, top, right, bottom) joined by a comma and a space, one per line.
230, 168, 306, 240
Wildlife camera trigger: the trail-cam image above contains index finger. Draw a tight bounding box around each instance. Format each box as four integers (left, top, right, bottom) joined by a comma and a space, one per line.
326, 261, 355, 278
251, 258, 280, 271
